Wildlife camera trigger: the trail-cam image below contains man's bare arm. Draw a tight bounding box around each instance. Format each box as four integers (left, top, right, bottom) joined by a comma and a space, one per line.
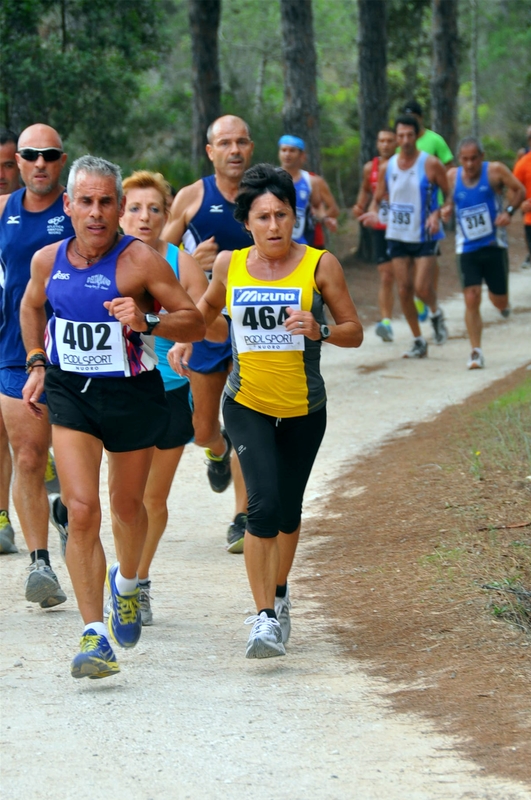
489, 162, 526, 226
352, 162, 372, 218
161, 181, 202, 245
20, 247, 57, 416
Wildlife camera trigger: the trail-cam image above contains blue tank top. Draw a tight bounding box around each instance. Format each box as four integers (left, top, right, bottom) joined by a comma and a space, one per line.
182, 175, 252, 257
292, 170, 312, 244
183, 175, 251, 371
454, 162, 506, 254
155, 243, 189, 391
45, 235, 157, 378
0, 189, 74, 368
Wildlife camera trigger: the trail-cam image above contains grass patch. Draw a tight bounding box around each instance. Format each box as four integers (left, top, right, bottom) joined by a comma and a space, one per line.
425, 376, 531, 632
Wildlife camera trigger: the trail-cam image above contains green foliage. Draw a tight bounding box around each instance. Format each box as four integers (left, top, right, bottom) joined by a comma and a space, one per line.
459, 0, 531, 151
2, 0, 528, 194
0, 0, 170, 158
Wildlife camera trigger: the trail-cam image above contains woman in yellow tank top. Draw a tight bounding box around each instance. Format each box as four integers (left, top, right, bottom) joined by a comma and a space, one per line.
170, 164, 363, 659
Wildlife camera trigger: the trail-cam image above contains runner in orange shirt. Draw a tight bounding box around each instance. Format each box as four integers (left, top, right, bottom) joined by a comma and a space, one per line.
513, 148, 531, 269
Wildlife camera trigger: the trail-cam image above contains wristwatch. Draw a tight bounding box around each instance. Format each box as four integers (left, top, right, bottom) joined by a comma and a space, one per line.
319, 324, 331, 341
505, 205, 515, 216
144, 313, 160, 335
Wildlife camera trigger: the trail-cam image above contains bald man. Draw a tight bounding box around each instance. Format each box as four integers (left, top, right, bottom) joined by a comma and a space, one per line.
0, 130, 20, 554
0, 124, 73, 602
162, 115, 254, 553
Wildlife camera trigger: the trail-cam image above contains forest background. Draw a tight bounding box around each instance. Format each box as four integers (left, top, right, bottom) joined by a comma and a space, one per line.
1, 0, 530, 208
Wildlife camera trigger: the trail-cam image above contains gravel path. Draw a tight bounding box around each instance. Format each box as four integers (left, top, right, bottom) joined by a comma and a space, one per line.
1, 271, 530, 800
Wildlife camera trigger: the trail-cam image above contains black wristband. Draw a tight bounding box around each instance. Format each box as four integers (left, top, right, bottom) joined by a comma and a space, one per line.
505, 205, 515, 216
25, 353, 47, 374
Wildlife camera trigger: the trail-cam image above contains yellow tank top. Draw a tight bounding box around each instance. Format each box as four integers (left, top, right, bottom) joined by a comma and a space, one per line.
225, 246, 327, 418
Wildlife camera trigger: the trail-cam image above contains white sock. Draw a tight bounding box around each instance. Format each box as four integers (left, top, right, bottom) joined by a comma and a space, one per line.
84, 621, 108, 638
139, 577, 150, 586
115, 568, 138, 595
429, 307, 441, 319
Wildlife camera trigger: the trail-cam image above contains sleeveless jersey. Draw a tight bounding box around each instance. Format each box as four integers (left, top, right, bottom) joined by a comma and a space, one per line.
155, 243, 189, 391
182, 174, 252, 258
45, 235, 157, 378
454, 162, 507, 254
385, 152, 444, 243
0, 189, 74, 368
225, 246, 327, 418
370, 157, 388, 230
292, 170, 313, 244
183, 175, 252, 372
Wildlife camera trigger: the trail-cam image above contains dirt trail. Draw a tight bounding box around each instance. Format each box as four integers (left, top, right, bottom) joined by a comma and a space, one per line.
1, 272, 530, 800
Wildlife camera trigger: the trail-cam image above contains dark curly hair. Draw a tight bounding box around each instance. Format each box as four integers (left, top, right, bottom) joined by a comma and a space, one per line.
234, 163, 296, 223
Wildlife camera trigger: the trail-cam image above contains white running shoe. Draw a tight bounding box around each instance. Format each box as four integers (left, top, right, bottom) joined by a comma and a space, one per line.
274, 586, 292, 644
467, 349, 485, 370
245, 612, 286, 659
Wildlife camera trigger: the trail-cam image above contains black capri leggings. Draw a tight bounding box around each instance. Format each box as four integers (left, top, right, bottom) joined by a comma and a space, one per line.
222, 395, 327, 539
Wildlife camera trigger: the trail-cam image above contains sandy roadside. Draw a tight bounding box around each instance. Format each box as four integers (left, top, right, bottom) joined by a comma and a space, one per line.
1, 271, 530, 800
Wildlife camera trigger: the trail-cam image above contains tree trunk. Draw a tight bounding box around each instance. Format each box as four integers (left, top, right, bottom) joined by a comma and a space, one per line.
431, 0, 459, 155
470, 0, 479, 138
188, 0, 221, 176
279, 0, 321, 173
357, 0, 388, 261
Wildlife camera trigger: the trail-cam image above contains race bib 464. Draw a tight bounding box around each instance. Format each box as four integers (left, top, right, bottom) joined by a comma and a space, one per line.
231, 286, 305, 353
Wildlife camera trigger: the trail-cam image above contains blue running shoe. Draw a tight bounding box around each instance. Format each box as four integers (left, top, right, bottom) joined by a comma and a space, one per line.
106, 563, 141, 649
415, 298, 428, 322
71, 629, 120, 680
375, 319, 394, 343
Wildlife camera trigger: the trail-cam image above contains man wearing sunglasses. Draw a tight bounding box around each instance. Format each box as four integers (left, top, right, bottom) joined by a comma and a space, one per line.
0, 123, 73, 607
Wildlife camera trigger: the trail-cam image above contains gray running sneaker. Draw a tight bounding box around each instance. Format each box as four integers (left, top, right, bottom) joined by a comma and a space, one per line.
520, 254, 530, 269
467, 349, 485, 370
44, 450, 61, 494
226, 513, 246, 554
402, 338, 428, 359
48, 493, 68, 560
500, 305, 511, 319
25, 559, 67, 608
138, 581, 153, 626
375, 320, 394, 343
430, 308, 448, 345
274, 585, 291, 644
205, 428, 232, 494
0, 511, 18, 554
245, 612, 286, 659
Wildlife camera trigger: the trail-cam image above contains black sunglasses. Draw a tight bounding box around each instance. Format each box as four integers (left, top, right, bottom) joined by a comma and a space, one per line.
18, 147, 63, 162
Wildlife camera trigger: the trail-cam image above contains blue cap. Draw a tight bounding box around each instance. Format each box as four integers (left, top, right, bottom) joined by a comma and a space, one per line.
278, 134, 305, 150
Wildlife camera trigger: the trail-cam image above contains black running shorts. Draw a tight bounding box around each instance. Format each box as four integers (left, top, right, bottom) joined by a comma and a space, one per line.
45, 366, 169, 453
372, 228, 390, 265
386, 239, 439, 260
457, 246, 509, 295
156, 383, 194, 451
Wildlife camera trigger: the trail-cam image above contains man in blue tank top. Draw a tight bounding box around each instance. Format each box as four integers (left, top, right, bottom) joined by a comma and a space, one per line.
20, 155, 205, 678
277, 135, 336, 246
0, 123, 73, 601
163, 115, 254, 553
0, 128, 21, 555
442, 137, 525, 370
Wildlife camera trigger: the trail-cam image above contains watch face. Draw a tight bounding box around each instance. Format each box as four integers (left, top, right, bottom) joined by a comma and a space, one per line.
321, 324, 330, 339
146, 314, 159, 325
